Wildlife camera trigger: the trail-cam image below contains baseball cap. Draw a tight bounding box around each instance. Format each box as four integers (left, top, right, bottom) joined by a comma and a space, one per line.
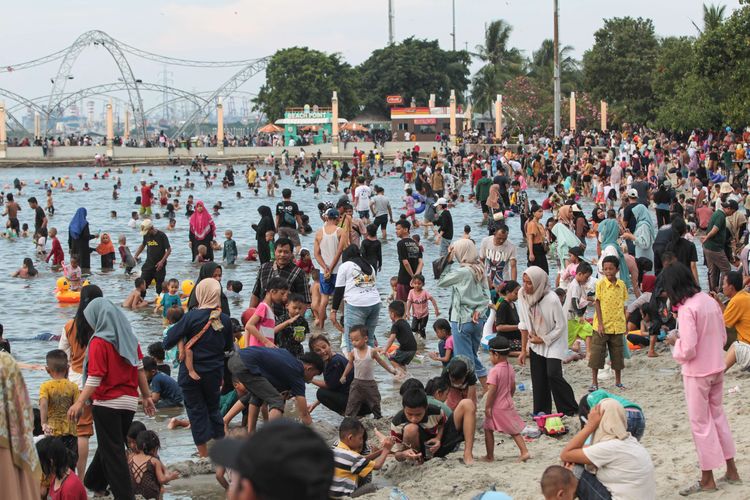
140, 219, 153, 235
326, 208, 339, 219
434, 197, 448, 207
209, 421, 333, 500
723, 199, 739, 211
627, 188, 638, 198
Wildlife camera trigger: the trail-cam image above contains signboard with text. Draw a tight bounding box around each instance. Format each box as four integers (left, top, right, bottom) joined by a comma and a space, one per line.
386, 95, 403, 105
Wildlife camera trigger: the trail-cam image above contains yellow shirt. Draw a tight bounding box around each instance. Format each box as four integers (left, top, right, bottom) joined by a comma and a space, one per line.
39, 378, 80, 436
247, 170, 257, 184
724, 290, 750, 344
593, 277, 627, 334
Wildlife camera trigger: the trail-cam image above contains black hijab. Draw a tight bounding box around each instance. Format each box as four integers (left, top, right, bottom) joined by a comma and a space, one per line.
187, 262, 230, 314
74, 285, 104, 348
341, 244, 373, 276
253, 205, 275, 239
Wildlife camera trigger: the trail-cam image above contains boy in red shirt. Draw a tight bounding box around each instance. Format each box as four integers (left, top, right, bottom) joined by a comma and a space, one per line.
46, 227, 64, 267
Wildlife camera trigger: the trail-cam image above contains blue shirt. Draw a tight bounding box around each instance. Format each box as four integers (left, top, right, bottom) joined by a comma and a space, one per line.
237, 347, 306, 397
161, 292, 182, 317
323, 353, 352, 395
149, 371, 183, 406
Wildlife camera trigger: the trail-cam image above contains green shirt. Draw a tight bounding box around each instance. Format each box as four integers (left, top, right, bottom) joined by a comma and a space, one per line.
475, 177, 493, 202
437, 264, 491, 323
704, 210, 727, 252
427, 396, 453, 418
587, 389, 641, 412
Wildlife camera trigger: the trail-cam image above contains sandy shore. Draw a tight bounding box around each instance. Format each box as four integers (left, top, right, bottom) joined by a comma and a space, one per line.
162, 345, 750, 499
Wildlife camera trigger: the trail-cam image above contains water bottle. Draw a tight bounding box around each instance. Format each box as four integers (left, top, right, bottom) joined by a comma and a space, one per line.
517, 383, 525, 392
389, 487, 409, 500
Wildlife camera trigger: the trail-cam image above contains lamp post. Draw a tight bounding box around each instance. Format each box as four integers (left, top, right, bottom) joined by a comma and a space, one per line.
451, 0, 456, 51
553, 0, 561, 137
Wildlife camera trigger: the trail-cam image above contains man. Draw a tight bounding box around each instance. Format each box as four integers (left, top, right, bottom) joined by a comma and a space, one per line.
370, 186, 394, 239
631, 170, 651, 205
431, 166, 445, 197
719, 271, 750, 372
479, 224, 518, 293
702, 201, 732, 292
210, 420, 333, 500
353, 177, 372, 223
313, 209, 347, 328
395, 220, 423, 302
275, 188, 305, 254
228, 347, 323, 428
3, 193, 20, 234
133, 219, 171, 295
511, 180, 529, 238
621, 189, 642, 255
475, 170, 493, 225
28, 196, 48, 241
140, 179, 154, 216
250, 237, 311, 317
433, 198, 453, 257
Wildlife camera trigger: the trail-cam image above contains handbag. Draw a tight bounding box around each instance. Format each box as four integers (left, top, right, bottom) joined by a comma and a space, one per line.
432, 254, 450, 280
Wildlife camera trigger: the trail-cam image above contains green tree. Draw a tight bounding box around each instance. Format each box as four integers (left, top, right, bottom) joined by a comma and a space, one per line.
356, 38, 470, 117
526, 39, 582, 95
253, 47, 359, 121
582, 17, 659, 124
703, 3, 726, 31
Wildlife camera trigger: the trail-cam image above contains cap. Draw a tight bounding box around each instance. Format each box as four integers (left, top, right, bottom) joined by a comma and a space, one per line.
209, 421, 333, 500
627, 188, 638, 198
325, 208, 339, 219
434, 197, 448, 207
662, 180, 672, 188
723, 199, 739, 211
140, 178, 146, 183
140, 219, 153, 235
720, 182, 733, 194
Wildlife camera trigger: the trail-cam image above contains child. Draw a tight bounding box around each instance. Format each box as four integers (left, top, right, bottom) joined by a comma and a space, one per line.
310, 268, 323, 325
265, 230, 276, 260
563, 261, 594, 363
0, 324, 10, 353
296, 248, 315, 275
442, 356, 478, 410
340, 325, 397, 418
46, 228, 64, 268
118, 234, 136, 274
21, 222, 29, 237
540, 465, 577, 500
11, 257, 39, 278
123, 277, 150, 309
46, 189, 55, 216
406, 274, 439, 339
61, 257, 82, 290
166, 218, 176, 231
39, 350, 79, 466
128, 211, 139, 228
143, 356, 184, 409
126, 421, 147, 457
147, 342, 171, 376
156, 278, 182, 321
223, 229, 238, 265
162, 306, 184, 370
383, 301, 417, 378
402, 188, 418, 225
243, 277, 289, 347
482, 336, 530, 462
330, 417, 394, 499
226, 280, 243, 299
387, 276, 398, 303
360, 224, 382, 274
559, 247, 584, 289
128, 430, 179, 499
36, 437, 87, 500
428, 318, 453, 366
194, 244, 209, 263
424, 376, 453, 417
590, 255, 628, 391
275, 293, 310, 358
95, 232, 116, 269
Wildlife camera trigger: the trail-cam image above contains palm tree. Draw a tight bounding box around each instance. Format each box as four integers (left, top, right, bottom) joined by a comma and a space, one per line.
471, 65, 501, 118
703, 3, 726, 31
527, 39, 581, 94
471, 19, 524, 116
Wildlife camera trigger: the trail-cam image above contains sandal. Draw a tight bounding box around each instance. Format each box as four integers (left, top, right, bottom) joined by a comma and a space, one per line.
587, 384, 598, 393
615, 383, 626, 390
679, 482, 718, 496
718, 476, 742, 485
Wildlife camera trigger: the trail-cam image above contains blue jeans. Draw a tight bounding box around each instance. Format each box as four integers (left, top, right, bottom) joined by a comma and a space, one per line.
451, 319, 487, 378
342, 302, 381, 351
626, 408, 646, 441
440, 237, 452, 257
575, 468, 612, 500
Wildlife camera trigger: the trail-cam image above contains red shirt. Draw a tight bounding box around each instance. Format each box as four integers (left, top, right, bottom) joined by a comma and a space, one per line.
49, 473, 87, 500
471, 168, 482, 187
47, 237, 64, 265
87, 337, 142, 402
296, 258, 314, 274
141, 185, 153, 207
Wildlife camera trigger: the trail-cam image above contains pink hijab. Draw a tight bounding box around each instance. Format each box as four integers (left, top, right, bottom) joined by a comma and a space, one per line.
189, 201, 215, 239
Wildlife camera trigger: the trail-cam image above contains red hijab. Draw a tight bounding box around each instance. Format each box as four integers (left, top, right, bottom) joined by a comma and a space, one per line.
189, 201, 215, 239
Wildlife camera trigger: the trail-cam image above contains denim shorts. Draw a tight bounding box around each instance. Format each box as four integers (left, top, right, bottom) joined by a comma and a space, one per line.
319, 273, 337, 295
626, 408, 646, 441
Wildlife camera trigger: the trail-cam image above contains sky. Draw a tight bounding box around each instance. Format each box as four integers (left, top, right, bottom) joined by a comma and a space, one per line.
0, 0, 740, 120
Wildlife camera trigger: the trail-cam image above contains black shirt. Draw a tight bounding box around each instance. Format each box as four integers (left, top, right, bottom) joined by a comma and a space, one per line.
391, 318, 417, 351
672, 238, 698, 267
276, 200, 299, 229
495, 300, 521, 341
622, 202, 644, 232
632, 181, 650, 205
435, 210, 454, 240
396, 237, 422, 285
34, 206, 47, 236
141, 230, 170, 270
360, 238, 382, 273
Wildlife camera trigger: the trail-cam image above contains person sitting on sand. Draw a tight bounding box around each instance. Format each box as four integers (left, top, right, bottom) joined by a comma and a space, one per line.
577, 389, 646, 441
122, 277, 150, 309
714, 271, 750, 372
390, 387, 476, 465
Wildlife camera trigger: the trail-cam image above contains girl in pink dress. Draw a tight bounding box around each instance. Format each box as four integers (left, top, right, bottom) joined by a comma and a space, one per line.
482, 336, 530, 462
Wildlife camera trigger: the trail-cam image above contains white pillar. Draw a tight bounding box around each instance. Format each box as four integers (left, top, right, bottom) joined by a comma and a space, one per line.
217, 97, 224, 155
600, 101, 607, 131
106, 98, 114, 157
34, 112, 41, 139
0, 101, 6, 158
569, 92, 576, 132
494, 95, 502, 142
429, 93, 435, 108
449, 89, 456, 142
124, 110, 130, 143
331, 91, 339, 154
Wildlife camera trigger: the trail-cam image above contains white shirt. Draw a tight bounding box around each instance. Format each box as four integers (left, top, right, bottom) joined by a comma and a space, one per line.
355, 185, 372, 211
583, 436, 656, 500
517, 291, 568, 360
334, 261, 381, 307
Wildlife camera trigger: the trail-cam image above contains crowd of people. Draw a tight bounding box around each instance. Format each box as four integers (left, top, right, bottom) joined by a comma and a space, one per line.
2, 123, 750, 499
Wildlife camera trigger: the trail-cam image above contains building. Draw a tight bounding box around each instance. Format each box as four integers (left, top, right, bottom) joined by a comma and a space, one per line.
390, 106, 464, 142
274, 105, 347, 145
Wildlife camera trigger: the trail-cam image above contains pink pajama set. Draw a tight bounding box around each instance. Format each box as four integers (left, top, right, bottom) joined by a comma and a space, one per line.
672, 292, 736, 471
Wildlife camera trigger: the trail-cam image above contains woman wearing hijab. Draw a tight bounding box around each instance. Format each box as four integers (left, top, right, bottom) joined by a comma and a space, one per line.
662, 264, 740, 495
58, 284, 103, 477
561, 399, 656, 499
68, 207, 96, 269
517, 267, 578, 416
164, 279, 233, 458
621, 204, 656, 265
437, 239, 491, 386
187, 262, 230, 316
0, 352, 41, 500
252, 205, 275, 264
67, 297, 155, 499
189, 200, 216, 261
329, 244, 381, 350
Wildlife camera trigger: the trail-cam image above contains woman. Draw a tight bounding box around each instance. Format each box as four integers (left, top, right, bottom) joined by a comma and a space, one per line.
622, 204, 656, 265
494, 280, 522, 356
560, 399, 656, 499
330, 245, 381, 351
665, 216, 699, 283
653, 181, 673, 227
187, 262, 230, 316
252, 205, 275, 264
188, 200, 216, 261
164, 279, 233, 457
662, 264, 740, 495
597, 217, 636, 293
308, 335, 369, 416
67, 297, 155, 499
437, 239, 491, 386
517, 267, 578, 416
68, 207, 96, 269
0, 352, 41, 500
525, 203, 548, 274
58, 284, 103, 477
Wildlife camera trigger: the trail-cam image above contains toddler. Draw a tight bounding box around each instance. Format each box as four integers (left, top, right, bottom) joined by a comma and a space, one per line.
540, 465, 577, 500
296, 248, 315, 275
194, 244, 209, 263
39, 350, 79, 465
95, 233, 116, 270
128, 430, 179, 499
428, 318, 453, 366
482, 336, 530, 462
340, 326, 397, 418
123, 277, 150, 309
161, 306, 184, 369
147, 342, 171, 376
61, 257, 82, 290
559, 247, 584, 289
36, 437, 87, 500
383, 301, 417, 378
275, 293, 310, 358
46, 228, 64, 267
406, 274, 439, 338
265, 230, 276, 260
387, 276, 398, 303
156, 279, 182, 322
118, 235, 136, 274
222, 230, 238, 265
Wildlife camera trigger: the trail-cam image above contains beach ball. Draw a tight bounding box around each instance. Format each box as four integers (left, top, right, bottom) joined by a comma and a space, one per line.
56, 277, 70, 292
181, 279, 195, 296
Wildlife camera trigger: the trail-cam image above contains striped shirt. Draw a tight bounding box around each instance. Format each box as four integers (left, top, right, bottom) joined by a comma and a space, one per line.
329, 441, 375, 498
85, 338, 143, 412
390, 405, 446, 452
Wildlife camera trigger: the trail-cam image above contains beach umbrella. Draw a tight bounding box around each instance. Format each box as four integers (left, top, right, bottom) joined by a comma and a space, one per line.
258, 123, 283, 133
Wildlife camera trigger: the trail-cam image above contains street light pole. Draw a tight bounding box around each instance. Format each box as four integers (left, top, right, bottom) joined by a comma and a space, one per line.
553, 0, 561, 137
451, 0, 456, 51
388, 0, 395, 45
